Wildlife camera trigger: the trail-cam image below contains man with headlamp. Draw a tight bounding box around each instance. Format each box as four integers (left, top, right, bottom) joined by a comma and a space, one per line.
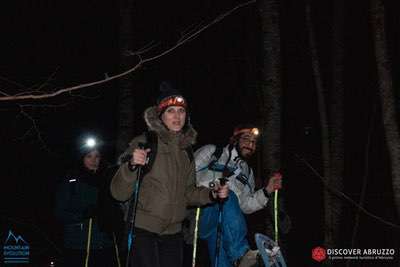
194, 125, 282, 267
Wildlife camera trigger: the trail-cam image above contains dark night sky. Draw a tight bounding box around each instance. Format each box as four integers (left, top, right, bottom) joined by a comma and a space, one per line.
1, 0, 399, 266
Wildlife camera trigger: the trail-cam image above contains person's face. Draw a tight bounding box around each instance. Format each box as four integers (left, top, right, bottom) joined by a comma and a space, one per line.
161, 106, 186, 132
238, 133, 258, 159
83, 150, 101, 171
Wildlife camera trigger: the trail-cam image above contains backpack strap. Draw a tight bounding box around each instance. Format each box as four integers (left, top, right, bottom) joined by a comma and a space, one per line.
185, 146, 194, 163
207, 145, 224, 170
143, 131, 194, 173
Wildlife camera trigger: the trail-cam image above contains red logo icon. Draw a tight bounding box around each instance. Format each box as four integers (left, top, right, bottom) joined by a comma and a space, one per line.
312, 247, 327, 262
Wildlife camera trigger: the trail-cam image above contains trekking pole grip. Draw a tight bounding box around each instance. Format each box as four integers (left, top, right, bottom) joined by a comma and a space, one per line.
137, 142, 146, 171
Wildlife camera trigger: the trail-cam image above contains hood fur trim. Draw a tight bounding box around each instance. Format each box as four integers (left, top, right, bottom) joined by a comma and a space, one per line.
144, 106, 197, 148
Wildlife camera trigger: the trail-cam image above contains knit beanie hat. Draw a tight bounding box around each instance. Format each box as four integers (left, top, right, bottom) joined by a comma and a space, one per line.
156, 81, 187, 114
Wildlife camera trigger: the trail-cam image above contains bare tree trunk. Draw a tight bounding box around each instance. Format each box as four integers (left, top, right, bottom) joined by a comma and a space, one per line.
116, 0, 136, 157
115, 0, 136, 263
348, 0, 370, 258
257, 0, 282, 176
306, 3, 342, 260
330, 0, 345, 250
257, 0, 288, 260
370, 0, 400, 222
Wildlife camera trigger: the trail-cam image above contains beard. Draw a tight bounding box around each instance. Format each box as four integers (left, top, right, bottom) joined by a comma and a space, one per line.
236, 143, 255, 159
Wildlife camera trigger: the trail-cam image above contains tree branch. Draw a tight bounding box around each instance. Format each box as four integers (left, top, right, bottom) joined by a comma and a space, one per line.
0, 0, 256, 102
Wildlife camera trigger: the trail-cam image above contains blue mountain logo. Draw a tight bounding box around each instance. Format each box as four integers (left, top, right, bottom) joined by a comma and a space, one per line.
4, 230, 28, 245
3, 230, 30, 264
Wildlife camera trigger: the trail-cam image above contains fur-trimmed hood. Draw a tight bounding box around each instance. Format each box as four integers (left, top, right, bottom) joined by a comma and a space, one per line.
144, 106, 197, 148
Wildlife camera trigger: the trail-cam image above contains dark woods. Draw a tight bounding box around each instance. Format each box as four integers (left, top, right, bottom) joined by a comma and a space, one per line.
0, 0, 399, 266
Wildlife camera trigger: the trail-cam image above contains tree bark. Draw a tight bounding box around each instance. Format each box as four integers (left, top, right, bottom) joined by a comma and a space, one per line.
116, 0, 136, 157
115, 0, 136, 262
257, 0, 288, 260
370, 0, 400, 221
257, 0, 282, 176
305, 2, 342, 259
330, 0, 345, 250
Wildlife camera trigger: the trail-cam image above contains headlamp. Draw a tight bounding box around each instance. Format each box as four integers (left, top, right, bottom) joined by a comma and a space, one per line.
157, 95, 187, 113
251, 128, 260, 136
233, 127, 260, 138
84, 137, 97, 148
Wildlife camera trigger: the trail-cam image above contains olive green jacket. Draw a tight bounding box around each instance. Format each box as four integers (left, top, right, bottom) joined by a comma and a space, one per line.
110, 106, 213, 234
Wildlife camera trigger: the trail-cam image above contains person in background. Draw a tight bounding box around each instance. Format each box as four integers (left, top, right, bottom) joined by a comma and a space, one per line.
55, 137, 119, 267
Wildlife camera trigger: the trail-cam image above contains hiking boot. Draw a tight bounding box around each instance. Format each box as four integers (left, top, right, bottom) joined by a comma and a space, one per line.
237, 249, 259, 267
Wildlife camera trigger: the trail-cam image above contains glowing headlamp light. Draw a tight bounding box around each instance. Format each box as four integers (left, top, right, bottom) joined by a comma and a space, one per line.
85, 138, 97, 148
251, 128, 260, 136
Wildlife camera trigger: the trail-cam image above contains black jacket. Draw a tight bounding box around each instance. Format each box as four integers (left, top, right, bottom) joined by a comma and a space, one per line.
55, 165, 121, 249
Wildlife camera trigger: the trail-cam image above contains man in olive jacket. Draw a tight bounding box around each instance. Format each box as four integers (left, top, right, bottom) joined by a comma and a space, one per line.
110, 82, 228, 267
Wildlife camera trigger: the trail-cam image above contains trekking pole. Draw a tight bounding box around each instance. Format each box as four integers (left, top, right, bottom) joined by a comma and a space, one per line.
84, 218, 93, 267
274, 189, 279, 244
125, 143, 146, 267
192, 207, 201, 267
213, 177, 228, 267
112, 232, 122, 267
